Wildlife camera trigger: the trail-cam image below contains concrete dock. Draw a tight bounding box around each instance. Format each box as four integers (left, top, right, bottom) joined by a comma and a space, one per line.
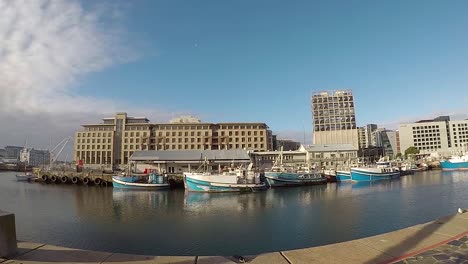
1, 212, 467, 264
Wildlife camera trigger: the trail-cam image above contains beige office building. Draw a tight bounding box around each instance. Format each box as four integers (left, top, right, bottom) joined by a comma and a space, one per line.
74, 113, 273, 169
311, 90, 359, 149
399, 116, 468, 156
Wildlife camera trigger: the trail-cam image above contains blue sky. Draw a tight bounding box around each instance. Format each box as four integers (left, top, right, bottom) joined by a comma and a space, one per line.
2, 0, 468, 149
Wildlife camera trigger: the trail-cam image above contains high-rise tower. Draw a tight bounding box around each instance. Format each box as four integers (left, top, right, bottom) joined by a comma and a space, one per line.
311, 90, 359, 149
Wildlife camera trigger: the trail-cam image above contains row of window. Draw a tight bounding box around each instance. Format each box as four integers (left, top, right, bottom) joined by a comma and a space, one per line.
76, 145, 112, 150
77, 132, 113, 137
83, 127, 114, 132
77, 138, 112, 144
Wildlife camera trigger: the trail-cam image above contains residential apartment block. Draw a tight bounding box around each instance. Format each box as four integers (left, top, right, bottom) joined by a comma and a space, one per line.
399, 116, 468, 155
311, 90, 359, 149
74, 112, 274, 168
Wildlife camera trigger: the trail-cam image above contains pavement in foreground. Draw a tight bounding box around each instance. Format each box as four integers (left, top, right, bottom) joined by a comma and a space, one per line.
1, 213, 467, 264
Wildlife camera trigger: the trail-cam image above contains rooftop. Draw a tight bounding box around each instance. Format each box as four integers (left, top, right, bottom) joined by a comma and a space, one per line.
130, 149, 251, 162
303, 143, 358, 152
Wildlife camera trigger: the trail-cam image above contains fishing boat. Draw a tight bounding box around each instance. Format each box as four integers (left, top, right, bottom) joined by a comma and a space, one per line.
350, 162, 400, 182
336, 170, 351, 182
112, 173, 170, 189
264, 166, 325, 187
264, 149, 326, 187
183, 163, 266, 193
440, 153, 468, 171
16, 172, 35, 182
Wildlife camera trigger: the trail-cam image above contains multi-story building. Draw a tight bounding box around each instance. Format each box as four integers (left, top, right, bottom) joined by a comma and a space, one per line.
396, 130, 401, 154
374, 129, 398, 157
357, 124, 378, 149
74, 112, 274, 169
311, 90, 359, 149
0, 149, 5, 158
20, 148, 50, 167
399, 116, 468, 155
4, 146, 23, 160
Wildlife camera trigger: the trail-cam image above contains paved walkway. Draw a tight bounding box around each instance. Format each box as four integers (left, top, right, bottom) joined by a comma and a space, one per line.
1, 213, 467, 264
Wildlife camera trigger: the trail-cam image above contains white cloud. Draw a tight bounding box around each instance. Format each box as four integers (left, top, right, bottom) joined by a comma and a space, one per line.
0, 0, 134, 115
0, 0, 181, 154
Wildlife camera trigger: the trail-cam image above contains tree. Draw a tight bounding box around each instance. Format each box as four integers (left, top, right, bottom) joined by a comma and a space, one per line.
404, 146, 419, 159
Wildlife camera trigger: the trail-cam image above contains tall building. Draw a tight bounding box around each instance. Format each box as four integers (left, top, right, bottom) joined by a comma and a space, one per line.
74, 112, 274, 169
399, 116, 468, 155
311, 90, 359, 149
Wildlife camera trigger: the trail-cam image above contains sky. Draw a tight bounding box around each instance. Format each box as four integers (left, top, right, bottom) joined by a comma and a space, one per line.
1, 0, 468, 156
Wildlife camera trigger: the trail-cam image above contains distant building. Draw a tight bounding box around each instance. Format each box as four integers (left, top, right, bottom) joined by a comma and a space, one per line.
74, 112, 274, 169
399, 116, 468, 155
0, 149, 5, 158
20, 148, 50, 167
4, 146, 23, 160
358, 146, 385, 164
374, 130, 398, 157
276, 139, 301, 151
358, 124, 378, 149
311, 90, 359, 149
396, 130, 401, 154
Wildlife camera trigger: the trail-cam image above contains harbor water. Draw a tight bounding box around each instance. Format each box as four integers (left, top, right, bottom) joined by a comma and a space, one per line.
0, 170, 467, 256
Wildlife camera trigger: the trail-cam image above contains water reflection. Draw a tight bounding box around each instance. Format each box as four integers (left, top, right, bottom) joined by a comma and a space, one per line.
1, 171, 468, 256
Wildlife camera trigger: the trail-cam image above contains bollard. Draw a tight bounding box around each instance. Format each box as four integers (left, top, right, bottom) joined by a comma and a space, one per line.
0, 210, 17, 258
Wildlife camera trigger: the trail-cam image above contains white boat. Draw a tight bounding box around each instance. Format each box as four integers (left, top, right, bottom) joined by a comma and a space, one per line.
183, 164, 266, 192
16, 172, 35, 182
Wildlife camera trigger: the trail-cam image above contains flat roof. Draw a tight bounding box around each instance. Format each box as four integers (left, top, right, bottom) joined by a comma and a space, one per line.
130, 149, 251, 162
304, 144, 358, 152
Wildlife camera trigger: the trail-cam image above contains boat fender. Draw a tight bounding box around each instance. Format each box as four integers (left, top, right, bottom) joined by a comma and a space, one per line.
71, 176, 79, 184
100, 181, 108, 187
83, 177, 90, 185
60, 176, 68, 183
50, 175, 58, 183
233, 255, 245, 263
94, 178, 102, 185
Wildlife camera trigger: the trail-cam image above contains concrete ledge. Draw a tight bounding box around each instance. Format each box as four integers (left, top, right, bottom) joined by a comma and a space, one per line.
0, 211, 17, 258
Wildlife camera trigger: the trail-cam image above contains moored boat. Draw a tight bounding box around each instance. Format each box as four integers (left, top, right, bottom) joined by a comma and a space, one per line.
112, 173, 170, 189
350, 167, 400, 182
440, 154, 468, 171
183, 164, 266, 193
264, 166, 326, 187
336, 170, 351, 182
16, 172, 35, 182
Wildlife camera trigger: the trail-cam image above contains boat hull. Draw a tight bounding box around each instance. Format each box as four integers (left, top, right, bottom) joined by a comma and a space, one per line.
264, 172, 327, 187
184, 175, 266, 193
112, 176, 170, 189
336, 171, 351, 182
440, 160, 468, 171
351, 169, 400, 182
16, 175, 34, 182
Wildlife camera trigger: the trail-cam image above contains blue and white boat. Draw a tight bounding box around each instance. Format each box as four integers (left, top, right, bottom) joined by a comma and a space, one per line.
265, 166, 325, 187
183, 165, 266, 193
351, 166, 400, 182
440, 154, 468, 171
336, 170, 351, 182
112, 173, 170, 189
